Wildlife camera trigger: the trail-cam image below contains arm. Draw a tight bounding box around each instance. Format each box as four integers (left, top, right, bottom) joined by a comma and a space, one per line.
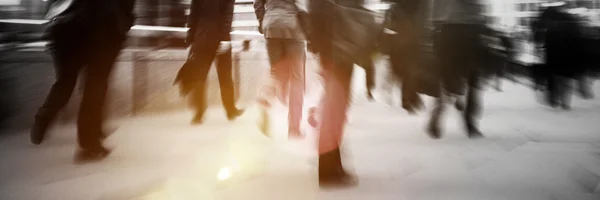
222, 0, 235, 40
253, 0, 266, 33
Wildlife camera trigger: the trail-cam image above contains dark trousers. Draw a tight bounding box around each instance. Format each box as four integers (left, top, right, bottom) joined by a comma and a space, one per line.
357, 60, 375, 95
265, 38, 306, 130
389, 42, 420, 108
430, 23, 483, 131
179, 42, 237, 117
429, 72, 481, 131
546, 75, 573, 108
35, 39, 123, 150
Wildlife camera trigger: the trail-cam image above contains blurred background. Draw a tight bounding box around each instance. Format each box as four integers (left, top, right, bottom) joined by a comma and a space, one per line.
1, 0, 600, 130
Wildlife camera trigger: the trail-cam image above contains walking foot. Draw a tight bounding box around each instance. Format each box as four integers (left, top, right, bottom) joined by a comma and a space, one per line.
74, 146, 110, 164
227, 109, 245, 121
30, 120, 51, 145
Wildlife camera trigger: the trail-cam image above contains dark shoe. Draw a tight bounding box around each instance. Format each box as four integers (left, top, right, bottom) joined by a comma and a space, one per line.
467, 126, 483, 139
318, 148, 358, 188
74, 146, 110, 164
30, 120, 51, 145
227, 109, 245, 121
426, 122, 441, 139
366, 91, 375, 102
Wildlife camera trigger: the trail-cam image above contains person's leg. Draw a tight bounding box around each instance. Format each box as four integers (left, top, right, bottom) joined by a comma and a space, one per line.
185, 44, 219, 124
257, 39, 285, 136
284, 39, 306, 137
31, 43, 83, 145
547, 74, 559, 107
464, 71, 483, 137
215, 47, 244, 120
427, 93, 445, 139
578, 74, 593, 99
75, 41, 122, 162
389, 45, 409, 110
317, 56, 356, 186
360, 61, 375, 101
558, 76, 573, 110
266, 39, 289, 105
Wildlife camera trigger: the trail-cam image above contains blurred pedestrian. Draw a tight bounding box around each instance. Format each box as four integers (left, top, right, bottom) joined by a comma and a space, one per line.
174, 0, 244, 124
30, 0, 135, 162
428, 0, 485, 139
308, 0, 382, 187
254, 0, 307, 138
534, 1, 586, 109
382, 0, 425, 114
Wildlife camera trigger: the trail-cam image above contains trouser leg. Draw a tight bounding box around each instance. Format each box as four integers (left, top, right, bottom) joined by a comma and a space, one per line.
185, 45, 218, 117
35, 46, 83, 122
317, 56, 354, 154
77, 43, 121, 150
464, 72, 481, 132
284, 40, 306, 131
215, 48, 238, 114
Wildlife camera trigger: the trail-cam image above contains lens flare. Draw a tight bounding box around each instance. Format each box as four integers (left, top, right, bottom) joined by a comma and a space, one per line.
217, 167, 232, 181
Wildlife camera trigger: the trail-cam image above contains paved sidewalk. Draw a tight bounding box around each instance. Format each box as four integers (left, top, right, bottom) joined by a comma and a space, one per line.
1, 80, 600, 200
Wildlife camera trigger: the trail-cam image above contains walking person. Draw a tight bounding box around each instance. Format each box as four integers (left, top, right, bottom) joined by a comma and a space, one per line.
254, 0, 308, 137
308, 0, 382, 186
427, 0, 485, 139
383, 0, 425, 114
174, 0, 244, 124
30, 0, 136, 162
534, 1, 585, 109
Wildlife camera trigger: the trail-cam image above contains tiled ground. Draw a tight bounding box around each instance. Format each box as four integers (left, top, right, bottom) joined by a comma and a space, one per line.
1, 75, 599, 200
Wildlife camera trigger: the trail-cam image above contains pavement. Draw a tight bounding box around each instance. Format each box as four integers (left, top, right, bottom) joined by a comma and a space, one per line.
1, 70, 600, 200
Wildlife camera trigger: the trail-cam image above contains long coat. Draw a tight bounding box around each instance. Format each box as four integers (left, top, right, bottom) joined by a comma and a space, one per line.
187, 0, 235, 45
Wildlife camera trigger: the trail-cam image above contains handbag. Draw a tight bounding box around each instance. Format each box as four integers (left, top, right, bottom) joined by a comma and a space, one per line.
331, 2, 384, 66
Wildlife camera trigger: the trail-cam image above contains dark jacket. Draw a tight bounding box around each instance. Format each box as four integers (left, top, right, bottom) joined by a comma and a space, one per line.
45, 0, 135, 42
536, 6, 585, 77
187, 0, 235, 44
308, 0, 382, 65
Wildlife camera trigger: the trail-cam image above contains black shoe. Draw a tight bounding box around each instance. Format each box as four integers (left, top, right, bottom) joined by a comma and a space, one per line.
427, 123, 441, 139
467, 126, 483, 139
227, 109, 245, 121
318, 148, 358, 188
74, 146, 110, 164
30, 120, 51, 145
